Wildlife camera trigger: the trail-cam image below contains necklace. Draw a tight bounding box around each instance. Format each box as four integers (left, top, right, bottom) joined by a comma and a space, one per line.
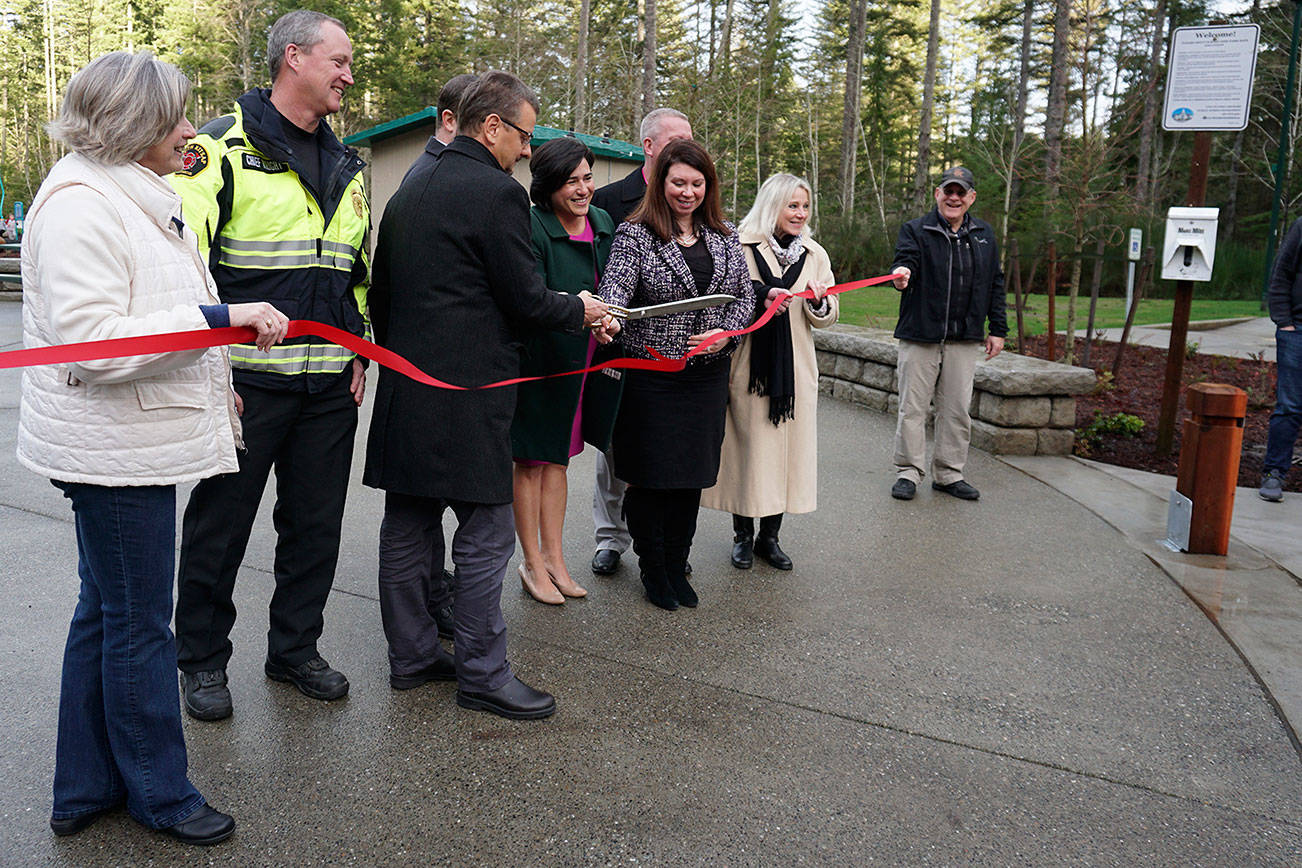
674, 225, 698, 246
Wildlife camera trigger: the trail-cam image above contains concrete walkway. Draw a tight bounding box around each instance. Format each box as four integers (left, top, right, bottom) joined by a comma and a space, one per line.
1079, 315, 1278, 361
0, 300, 1298, 864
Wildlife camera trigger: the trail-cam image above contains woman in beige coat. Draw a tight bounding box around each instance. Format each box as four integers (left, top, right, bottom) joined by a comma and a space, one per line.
701, 173, 838, 570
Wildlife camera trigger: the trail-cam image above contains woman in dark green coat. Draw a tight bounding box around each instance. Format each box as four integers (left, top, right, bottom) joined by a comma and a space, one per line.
511, 137, 618, 604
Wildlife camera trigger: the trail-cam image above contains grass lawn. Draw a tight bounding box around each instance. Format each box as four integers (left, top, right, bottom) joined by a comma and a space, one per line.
835, 286, 1267, 336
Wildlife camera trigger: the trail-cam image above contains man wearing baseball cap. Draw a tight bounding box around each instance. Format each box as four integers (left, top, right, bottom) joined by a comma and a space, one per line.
887, 165, 1007, 502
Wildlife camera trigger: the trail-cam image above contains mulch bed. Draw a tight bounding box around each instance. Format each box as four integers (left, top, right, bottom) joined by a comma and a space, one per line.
1015, 334, 1298, 492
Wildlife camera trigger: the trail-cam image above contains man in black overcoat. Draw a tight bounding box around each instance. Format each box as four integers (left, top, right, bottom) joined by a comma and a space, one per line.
364, 71, 612, 719
587, 107, 693, 577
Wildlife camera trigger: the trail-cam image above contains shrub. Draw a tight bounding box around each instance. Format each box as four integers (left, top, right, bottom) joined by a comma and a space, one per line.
1074, 411, 1145, 457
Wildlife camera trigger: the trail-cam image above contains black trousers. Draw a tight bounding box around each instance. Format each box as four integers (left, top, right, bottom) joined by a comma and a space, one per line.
175, 378, 357, 672
376, 493, 515, 692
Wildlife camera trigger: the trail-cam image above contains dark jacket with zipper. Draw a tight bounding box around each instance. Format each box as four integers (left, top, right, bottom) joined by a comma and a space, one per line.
891, 207, 1007, 343
170, 88, 370, 393
1268, 216, 1302, 328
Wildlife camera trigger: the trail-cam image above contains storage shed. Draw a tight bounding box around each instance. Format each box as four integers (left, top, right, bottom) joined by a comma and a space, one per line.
343, 108, 643, 247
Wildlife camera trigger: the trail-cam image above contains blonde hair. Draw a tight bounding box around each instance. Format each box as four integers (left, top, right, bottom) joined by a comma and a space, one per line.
739, 173, 814, 239
47, 51, 190, 166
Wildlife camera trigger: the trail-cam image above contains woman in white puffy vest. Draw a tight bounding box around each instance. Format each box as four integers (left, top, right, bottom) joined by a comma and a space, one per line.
18, 51, 288, 847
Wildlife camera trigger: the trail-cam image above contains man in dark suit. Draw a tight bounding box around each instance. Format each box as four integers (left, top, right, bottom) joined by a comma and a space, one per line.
589, 107, 693, 577
381, 71, 480, 649
401, 73, 478, 184
364, 71, 613, 719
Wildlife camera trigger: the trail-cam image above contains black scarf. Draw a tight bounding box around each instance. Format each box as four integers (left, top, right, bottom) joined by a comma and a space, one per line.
746, 241, 807, 426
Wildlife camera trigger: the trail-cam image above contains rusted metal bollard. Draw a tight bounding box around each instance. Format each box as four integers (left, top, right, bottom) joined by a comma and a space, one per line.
1175, 383, 1248, 555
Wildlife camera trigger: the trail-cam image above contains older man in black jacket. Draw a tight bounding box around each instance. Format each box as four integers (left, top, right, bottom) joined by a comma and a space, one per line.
1260, 216, 1302, 502
364, 71, 611, 719
888, 166, 1006, 503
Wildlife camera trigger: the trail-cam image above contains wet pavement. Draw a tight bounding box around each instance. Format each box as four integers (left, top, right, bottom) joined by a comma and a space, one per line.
0, 300, 1298, 865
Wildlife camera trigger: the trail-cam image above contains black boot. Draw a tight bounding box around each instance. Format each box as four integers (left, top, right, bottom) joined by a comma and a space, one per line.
663, 490, 700, 607
626, 488, 677, 611
754, 513, 792, 570
731, 514, 754, 569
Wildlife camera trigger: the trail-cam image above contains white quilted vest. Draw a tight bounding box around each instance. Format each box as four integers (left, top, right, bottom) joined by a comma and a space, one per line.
17, 154, 241, 486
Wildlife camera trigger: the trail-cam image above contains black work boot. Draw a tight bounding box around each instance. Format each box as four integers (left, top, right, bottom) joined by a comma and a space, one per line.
731, 515, 754, 569
754, 513, 792, 570
182, 669, 232, 721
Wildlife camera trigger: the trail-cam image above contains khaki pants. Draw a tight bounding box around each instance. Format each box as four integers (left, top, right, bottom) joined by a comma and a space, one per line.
893, 339, 983, 485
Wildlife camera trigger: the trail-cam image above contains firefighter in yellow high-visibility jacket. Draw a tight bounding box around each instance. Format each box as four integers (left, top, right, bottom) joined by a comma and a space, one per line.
169, 10, 369, 721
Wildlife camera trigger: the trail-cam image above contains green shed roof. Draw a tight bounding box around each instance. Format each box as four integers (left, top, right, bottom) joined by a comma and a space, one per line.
343, 110, 642, 163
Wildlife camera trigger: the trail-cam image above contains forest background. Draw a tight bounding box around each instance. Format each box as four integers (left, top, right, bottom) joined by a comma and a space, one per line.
0, 0, 1297, 363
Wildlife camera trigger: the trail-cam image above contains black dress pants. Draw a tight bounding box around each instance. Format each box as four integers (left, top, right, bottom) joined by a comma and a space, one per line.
175, 377, 357, 672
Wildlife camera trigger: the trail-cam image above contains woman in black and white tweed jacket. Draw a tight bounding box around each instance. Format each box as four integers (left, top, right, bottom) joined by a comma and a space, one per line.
598, 139, 754, 611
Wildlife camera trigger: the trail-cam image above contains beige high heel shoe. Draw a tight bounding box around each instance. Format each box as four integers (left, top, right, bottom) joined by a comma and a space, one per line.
519, 563, 564, 605
548, 568, 587, 599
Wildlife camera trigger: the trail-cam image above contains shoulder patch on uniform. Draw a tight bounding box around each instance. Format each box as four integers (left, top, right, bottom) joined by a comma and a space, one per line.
198, 115, 236, 138
176, 143, 209, 177
351, 189, 366, 219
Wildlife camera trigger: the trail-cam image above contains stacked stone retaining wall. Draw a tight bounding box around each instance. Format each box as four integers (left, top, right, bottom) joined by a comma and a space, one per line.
814, 325, 1097, 455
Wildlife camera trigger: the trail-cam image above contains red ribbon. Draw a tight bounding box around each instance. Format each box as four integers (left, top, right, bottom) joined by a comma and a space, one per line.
0, 274, 896, 389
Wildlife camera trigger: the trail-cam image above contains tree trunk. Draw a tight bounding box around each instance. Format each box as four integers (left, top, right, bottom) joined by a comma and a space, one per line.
912, 0, 941, 212
1001, 0, 1035, 250
1082, 237, 1106, 366
642, 0, 657, 114
838, 0, 868, 214
1135, 0, 1166, 204
1044, 0, 1073, 202
720, 0, 734, 77
1223, 127, 1244, 240
1064, 242, 1082, 365
574, 0, 590, 131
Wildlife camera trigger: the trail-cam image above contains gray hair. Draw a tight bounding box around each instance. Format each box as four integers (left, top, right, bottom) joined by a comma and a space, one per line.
46, 51, 190, 166
739, 173, 814, 239
456, 70, 539, 138
639, 107, 688, 144
268, 10, 345, 82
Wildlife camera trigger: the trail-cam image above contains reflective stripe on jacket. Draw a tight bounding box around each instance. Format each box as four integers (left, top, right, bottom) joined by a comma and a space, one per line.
170, 89, 370, 392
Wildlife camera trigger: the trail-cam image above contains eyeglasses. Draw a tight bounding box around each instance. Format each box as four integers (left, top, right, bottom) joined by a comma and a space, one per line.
499, 116, 534, 146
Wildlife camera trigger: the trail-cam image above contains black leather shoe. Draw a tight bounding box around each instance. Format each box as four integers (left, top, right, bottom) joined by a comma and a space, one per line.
591, 549, 620, 575
432, 603, 455, 640
456, 676, 556, 719
390, 654, 457, 690
891, 478, 916, 500
264, 655, 349, 701
754, 537, 793, 570
731, 537, 753, 569
932, 479, 980, 501
50, 803, 119, 836
161, 804, 235, 846
182, 669, 232, 721
429, 569, 456, 639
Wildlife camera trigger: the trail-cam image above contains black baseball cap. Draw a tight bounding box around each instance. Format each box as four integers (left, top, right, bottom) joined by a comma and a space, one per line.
937, 166, 975, 192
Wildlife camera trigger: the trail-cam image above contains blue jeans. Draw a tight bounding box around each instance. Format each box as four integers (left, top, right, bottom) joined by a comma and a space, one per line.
51, 482, 205, 829
1265, 327, 1302, 475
